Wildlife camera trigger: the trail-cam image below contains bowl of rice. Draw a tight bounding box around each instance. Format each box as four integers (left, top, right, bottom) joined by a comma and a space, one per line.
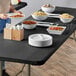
32, 11, 48, 20
59, 13, 74, 23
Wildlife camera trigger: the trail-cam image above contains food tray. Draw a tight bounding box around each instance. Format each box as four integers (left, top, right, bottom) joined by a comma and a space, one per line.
47, 26, 66, 35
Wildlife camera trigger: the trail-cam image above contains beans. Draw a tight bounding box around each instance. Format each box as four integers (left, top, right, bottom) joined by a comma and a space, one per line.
23, 20, 37, 25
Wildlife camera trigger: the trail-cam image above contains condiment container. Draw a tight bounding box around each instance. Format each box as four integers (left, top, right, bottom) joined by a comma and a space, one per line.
12, 29, 24, 41
4, 25, 24, 41
4, 28, 12, 40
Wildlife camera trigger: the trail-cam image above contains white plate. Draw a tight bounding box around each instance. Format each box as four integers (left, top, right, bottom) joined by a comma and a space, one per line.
7, 13, 25, 18
22, 23, 37, 29
47, 26, 66, 35
28, 34, 53, 47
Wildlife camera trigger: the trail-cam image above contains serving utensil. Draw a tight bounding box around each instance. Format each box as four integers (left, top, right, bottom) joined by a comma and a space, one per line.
36, 21, 59, 27
47, 13, 60, 18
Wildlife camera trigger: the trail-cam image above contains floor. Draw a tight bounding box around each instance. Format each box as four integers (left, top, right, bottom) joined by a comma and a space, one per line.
5, 34, 76, 76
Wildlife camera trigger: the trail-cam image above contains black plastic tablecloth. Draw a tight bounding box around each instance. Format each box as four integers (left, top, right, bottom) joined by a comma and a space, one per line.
0, 7, 76, 65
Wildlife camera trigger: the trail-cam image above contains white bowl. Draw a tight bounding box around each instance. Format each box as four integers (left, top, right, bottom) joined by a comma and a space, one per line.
32, 14, 48, 20
60, 16, 74, 23
47, 26, 66, 35
22, 24, 37, 29
41, 5, 55, 13
28, 34, 53, 47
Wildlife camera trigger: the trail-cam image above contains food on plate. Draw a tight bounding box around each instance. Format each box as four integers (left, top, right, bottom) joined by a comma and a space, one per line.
22, 20, 37, 29
32, 11, 48, 20
59, 13, 74, 23
32, 11, 47, 16
23, 20, 37, 25
41, 4, 55, 13
59, 13, 74, 19
43, 4, 54, 8
9, 13, 25, 18
10, 14, 24, 18
49, 26, 64, 31
47, 26, 66, 35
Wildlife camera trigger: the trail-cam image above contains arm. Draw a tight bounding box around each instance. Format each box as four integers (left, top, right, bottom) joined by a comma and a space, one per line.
10, 3, 17, 12
0, 3, 22, 19
10, 3, 22, 13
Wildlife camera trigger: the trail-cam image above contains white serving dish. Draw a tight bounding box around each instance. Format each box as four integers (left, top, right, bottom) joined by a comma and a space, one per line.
22, 23, 37, 29
60, 16, 74, 23
7, 13, 25, 18
32, 14, 48, 20
41, 5, 55, 13
28, 34, 53, 47
32, 14, 59, 20
47, 26, 66, 35
45, 12, 74, 23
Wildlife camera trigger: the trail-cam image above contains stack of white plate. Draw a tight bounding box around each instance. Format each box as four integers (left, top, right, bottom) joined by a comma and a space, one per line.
28, 34, 53, 47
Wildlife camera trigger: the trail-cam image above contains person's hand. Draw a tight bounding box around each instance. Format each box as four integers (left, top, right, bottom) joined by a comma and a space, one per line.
0, 14, 8, 19
13, 10, 22, 14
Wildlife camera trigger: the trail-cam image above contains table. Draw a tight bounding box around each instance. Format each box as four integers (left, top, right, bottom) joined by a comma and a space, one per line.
0, 7, 76, 76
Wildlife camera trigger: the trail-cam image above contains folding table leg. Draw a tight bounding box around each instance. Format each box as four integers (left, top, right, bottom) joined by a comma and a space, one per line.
69, 30, 76, 41
73, 30, 76, 41
26, 64, 31, 76
0, 61, 2, 76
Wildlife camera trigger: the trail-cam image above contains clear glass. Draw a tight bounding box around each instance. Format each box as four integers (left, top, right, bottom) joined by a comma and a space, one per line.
11, 0, 19, 5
